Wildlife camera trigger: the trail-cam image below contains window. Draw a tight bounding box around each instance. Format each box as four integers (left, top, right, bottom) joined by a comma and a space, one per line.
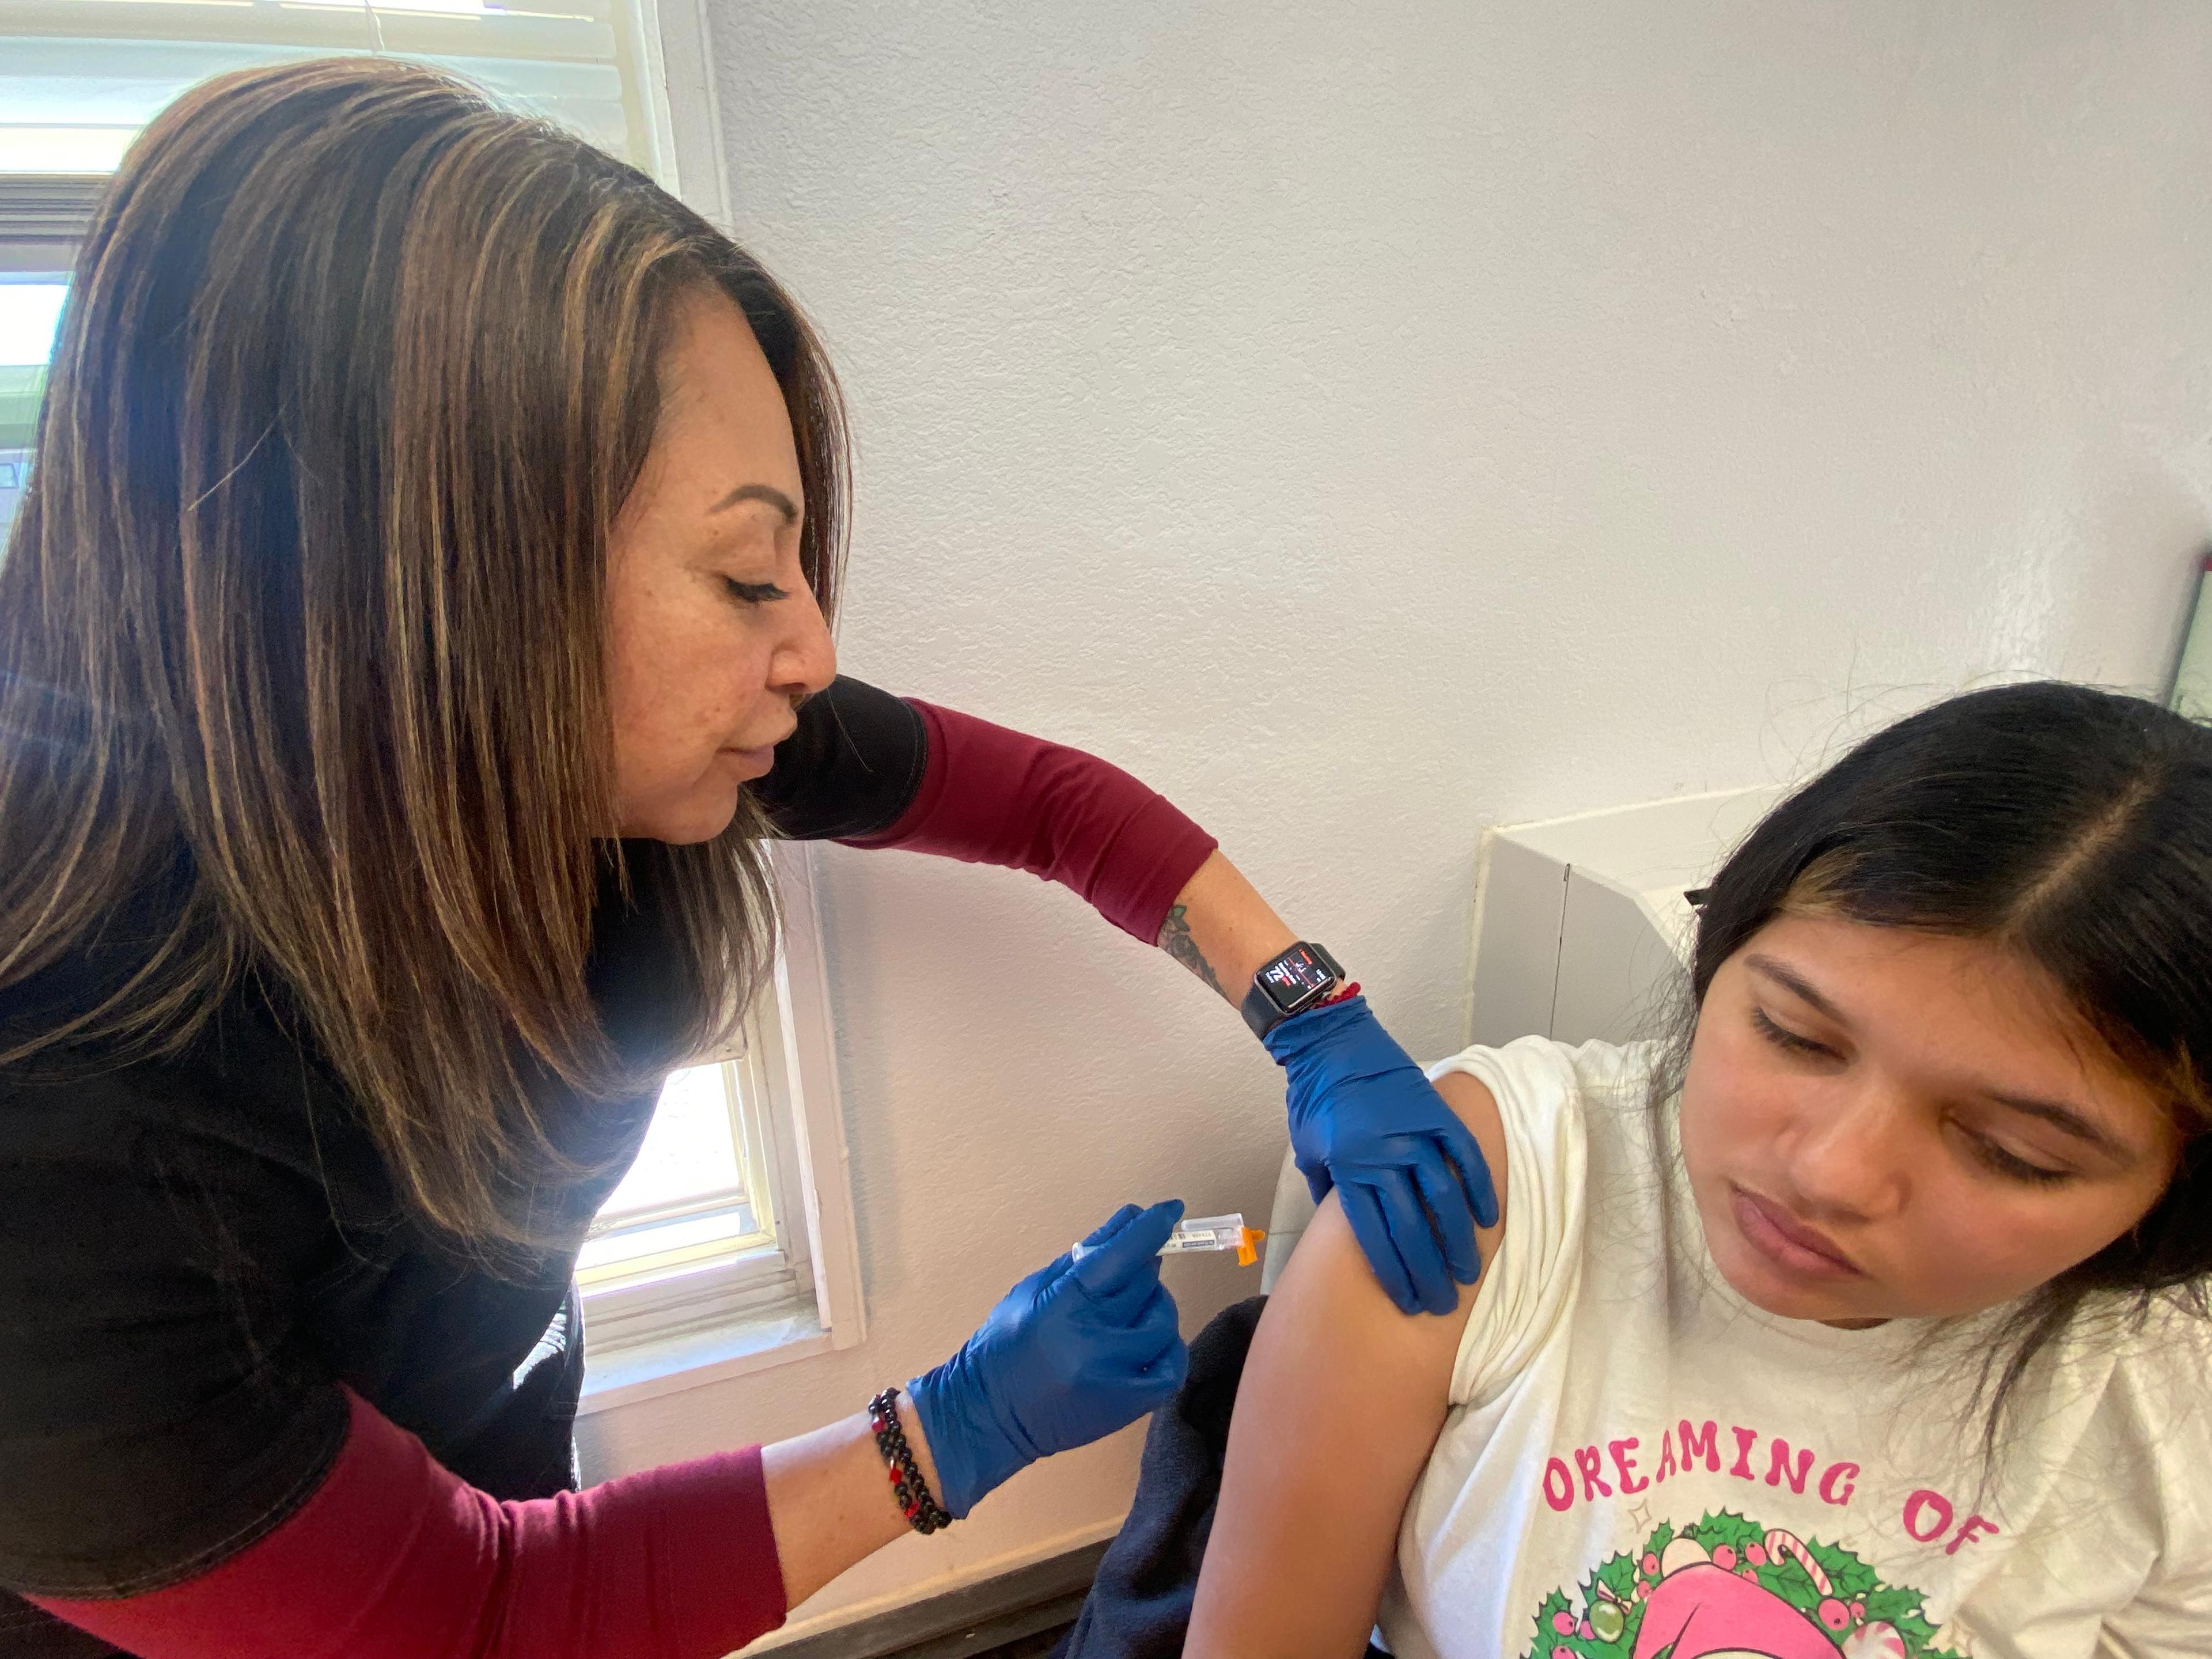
0, 173, 87, 543
1, 0, 677, 175
0, 276, 62, 542
1, 3, 863, 1399
578, 848, 869, 1404
1, 0, 693, 535
575, 994, 815, 1359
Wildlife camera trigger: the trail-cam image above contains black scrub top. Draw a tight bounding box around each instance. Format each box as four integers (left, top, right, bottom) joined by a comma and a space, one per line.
0, 679, 922, 1641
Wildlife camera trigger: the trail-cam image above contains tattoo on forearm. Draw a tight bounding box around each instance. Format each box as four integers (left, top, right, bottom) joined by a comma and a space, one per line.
1158, 904, 1230, 1002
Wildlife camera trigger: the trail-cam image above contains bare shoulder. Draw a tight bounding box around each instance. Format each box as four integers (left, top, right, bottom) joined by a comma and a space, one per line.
1258, 1063, 1510, 1380
1182, 1062, 1516, 1658
1431, 1063, 1509, 1240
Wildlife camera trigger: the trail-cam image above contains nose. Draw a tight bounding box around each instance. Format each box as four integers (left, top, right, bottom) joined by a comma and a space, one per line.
1779, 1078, 1912, 1224
772, 579, 838, 702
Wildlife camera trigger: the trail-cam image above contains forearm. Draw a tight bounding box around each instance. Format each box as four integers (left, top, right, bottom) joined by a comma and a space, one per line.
1156, 850, 1301, 1005
30, 1389, 791, 1659
761, 1392, 945, 1609
35, 1390, 948, 1659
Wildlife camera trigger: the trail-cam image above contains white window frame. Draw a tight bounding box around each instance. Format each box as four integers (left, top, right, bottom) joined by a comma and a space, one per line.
0, 2, 870, 1402
578, 845, 870, 1408
574, 1022, 802, 1349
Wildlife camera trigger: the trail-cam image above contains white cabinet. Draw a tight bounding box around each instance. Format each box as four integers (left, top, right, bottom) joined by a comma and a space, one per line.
1469, 786, 1784, 1049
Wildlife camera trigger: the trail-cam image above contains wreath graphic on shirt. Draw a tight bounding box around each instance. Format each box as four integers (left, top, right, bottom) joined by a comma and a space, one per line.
1521, 1510, 1964, 1659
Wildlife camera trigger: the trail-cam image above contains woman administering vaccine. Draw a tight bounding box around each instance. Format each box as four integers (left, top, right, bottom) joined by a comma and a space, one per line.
0, 59, 1494, 1659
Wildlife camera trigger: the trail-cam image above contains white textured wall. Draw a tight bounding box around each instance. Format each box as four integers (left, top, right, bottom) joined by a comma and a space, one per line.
580, 2, 2212, 1643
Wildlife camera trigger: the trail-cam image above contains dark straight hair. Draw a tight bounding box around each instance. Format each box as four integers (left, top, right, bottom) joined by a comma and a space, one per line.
1680, 680, 2212, 1454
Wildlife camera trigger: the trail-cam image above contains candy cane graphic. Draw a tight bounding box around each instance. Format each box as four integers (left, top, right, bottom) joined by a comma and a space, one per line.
1760, 1530, 1832, 1596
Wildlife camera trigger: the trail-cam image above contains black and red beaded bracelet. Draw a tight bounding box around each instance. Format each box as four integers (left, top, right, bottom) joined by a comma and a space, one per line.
868, 1388, 954, 1535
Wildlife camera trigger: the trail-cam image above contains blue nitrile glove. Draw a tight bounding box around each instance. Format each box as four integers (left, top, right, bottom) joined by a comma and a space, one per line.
1266, 995, 1499, 1316
906, 1198, 1188, 1517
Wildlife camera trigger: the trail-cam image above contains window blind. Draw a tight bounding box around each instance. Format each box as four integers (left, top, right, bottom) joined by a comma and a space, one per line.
0, 0, 661, 178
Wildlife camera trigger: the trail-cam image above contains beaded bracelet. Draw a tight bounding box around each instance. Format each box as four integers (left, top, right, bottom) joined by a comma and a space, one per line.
868, 1388, 954, 1535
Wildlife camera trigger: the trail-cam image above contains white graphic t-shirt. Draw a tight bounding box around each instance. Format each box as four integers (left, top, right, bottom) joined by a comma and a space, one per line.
1377, 1037, 2212, 1659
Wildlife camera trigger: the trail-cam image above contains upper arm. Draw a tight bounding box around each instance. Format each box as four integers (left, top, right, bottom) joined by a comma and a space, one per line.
751, 676, 928, 840
2104, 1565, 2212, 1657
2094, 1355, 2212, 1659
1185, 1070, 1508, 1659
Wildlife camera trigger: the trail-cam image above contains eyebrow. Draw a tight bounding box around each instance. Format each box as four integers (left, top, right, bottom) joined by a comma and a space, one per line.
1743, 953, 2137, 1162
1982, 1090, 2134, 1161
708, 483, 799, 523
1743, 954, 1845, 1023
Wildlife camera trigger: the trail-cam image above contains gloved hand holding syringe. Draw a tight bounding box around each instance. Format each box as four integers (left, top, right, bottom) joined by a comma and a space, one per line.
1075, 1211, 1266, 1269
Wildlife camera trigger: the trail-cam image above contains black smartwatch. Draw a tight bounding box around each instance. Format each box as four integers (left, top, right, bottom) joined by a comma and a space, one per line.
1241, 941, 1347, 1040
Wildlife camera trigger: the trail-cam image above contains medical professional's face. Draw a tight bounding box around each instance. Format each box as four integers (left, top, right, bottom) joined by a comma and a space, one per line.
1678, 912, 2183, 1328
605, 287, 836, 842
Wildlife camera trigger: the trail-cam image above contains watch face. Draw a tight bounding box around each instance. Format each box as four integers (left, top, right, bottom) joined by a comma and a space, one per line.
1259, 944, 1336, 1009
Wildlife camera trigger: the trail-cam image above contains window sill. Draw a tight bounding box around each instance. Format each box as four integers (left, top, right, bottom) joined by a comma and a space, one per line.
579, 1297, 832, 1414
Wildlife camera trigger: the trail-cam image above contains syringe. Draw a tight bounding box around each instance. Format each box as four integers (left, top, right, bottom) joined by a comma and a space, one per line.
1071, 1211, 1267, 1269
1155, 1212, 1266, 1268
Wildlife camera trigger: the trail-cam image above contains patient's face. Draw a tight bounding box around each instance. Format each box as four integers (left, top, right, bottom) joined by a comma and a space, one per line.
1677, 912, 2182, 1328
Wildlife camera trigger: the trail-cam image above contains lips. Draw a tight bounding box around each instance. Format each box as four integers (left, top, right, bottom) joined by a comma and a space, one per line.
715, 729, 792, 785
1728, 1184, 1863, 1278
721, 726, 796, 760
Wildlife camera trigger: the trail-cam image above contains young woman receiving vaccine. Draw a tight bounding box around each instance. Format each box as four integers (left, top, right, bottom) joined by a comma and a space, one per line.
1188, 683, 2212, 1658
0, 59, 1493, 1659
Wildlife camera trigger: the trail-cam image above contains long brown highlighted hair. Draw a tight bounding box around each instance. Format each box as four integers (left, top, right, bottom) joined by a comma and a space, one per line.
0, 58, 848, 1248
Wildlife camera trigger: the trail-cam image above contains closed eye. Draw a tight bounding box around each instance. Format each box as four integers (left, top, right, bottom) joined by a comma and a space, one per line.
1958, 1126, 2073, 1187
724, 578, 789, 605
1750, 1005, 1838, 1060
